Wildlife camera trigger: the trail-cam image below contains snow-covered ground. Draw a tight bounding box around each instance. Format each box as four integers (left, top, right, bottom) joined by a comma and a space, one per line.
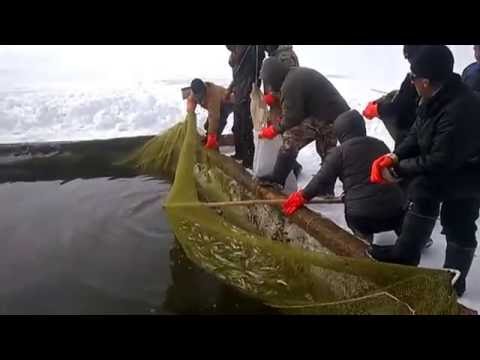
0, 45, 477, 313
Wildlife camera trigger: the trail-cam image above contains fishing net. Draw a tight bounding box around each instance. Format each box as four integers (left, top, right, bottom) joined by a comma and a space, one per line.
127, 113, 462, 315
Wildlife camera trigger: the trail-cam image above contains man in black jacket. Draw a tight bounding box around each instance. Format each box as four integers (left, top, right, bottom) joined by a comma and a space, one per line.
369, 45, 480, 297
462, 45, 480, 92
225, 45, 265, 168
282, 110, 405, 243
257, 58, 350, 189
363, 45, 425, 147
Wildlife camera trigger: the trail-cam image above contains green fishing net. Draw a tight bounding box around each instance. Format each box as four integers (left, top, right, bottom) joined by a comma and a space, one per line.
127, 113, 461, 315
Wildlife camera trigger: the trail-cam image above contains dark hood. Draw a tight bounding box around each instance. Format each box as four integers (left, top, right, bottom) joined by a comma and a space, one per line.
260, 57, 290, 92
334, 110, 366, 144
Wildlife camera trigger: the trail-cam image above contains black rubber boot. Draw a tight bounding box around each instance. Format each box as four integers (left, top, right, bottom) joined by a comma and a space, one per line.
258, 151, 297, 187
443, 242, 476, 297
369, 211, 437, 266
394, 227, 433, 251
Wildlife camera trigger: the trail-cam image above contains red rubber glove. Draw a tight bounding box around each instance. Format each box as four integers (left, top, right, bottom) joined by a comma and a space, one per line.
282, 191, 306, 216
263, 92, 279, 107
362, 101, 379, 120
370, 154, 395, 184
258, 125, 279, 140
204, 133, 219, 150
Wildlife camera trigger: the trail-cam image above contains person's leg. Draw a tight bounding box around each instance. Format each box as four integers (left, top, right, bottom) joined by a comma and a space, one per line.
442, 198, 479, 297
238, 99, 254, 168
314, 123, 337, 164
258, 118, 317, 186
217, 102, 233, 138
314, 122, 337, 195
231, 103, 243, 160
369, 176, 440, 266
345, 213, 374, 244
268, 103, 302, 177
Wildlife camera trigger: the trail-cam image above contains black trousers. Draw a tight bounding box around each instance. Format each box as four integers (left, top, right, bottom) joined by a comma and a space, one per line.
345, 212, 404, 238
406, 176, 480, 249
233, 100, 254, 166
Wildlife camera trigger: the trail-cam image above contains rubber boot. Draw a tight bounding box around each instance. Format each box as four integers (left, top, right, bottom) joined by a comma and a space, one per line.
258, 151, 297, 187
443, 242, 476, 297
369, 211, 437, 266
394, 227, 433, 251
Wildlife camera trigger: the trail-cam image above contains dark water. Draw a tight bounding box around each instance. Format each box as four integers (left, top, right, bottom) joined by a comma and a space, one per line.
0, 176, 272, 314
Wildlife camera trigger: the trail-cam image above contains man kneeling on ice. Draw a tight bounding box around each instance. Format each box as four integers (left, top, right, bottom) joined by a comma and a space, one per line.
281, 110, 406, 244
368, 46, 480, 297
257, 58, 350, 193
186, 78, 233, 150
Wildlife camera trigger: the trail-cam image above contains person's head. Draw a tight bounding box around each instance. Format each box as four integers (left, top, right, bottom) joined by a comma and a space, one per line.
190, 78, 207, 103
474, 45, 480, 63
409, 45, 454, 99
334, 109, 366, 144
403, 45, 425, 64
260, 57, 290, 92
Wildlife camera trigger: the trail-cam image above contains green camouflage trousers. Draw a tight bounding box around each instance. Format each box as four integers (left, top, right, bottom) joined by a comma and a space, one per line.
280, 117, 337, 162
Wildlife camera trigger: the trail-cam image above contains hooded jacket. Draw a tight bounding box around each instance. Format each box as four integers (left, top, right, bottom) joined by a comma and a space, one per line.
303, 110, 405, 218
260, 59, 350, 133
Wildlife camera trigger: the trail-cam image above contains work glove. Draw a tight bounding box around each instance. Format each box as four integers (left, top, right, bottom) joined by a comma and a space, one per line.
362, 101, 379, 120
282, 191, 306, 216
263, 92, 279, 107
370, 154, 397, 184
204, 133, 219, 150
258, 125, 279, 140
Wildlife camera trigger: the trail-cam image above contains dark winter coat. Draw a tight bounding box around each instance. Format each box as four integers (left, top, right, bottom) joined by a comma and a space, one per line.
376, 73, 419, 146
303, 110, 405, 219
462, 62, 480, 92
394, 73, 480, 199
226, 45, 265, 103
275, 67, 350, 133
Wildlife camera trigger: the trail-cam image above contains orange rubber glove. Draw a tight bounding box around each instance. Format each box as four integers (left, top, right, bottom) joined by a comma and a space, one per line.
263, 92, 279, 107
204, 133, 219, 150
370, 154, 395, 184
258, 125, 279, 140
363, 101, 379, 120
282, 191, 306, 216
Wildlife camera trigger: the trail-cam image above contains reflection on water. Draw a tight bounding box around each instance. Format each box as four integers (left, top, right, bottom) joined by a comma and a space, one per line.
0, 176, 271, 314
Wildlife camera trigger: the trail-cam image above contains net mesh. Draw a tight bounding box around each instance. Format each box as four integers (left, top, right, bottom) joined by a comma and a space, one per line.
126, 113, 461, 315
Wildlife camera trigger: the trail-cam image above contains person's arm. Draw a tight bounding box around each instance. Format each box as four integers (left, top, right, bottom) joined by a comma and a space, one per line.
377, 74, 416, 123
302, 148, 342, 200
393, 119, 420, 161
395, 113, 455, 176
206, 95, 221, 135
472, 70, 480, 92
275, 86, 305, 133
186, 94, 197, 114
